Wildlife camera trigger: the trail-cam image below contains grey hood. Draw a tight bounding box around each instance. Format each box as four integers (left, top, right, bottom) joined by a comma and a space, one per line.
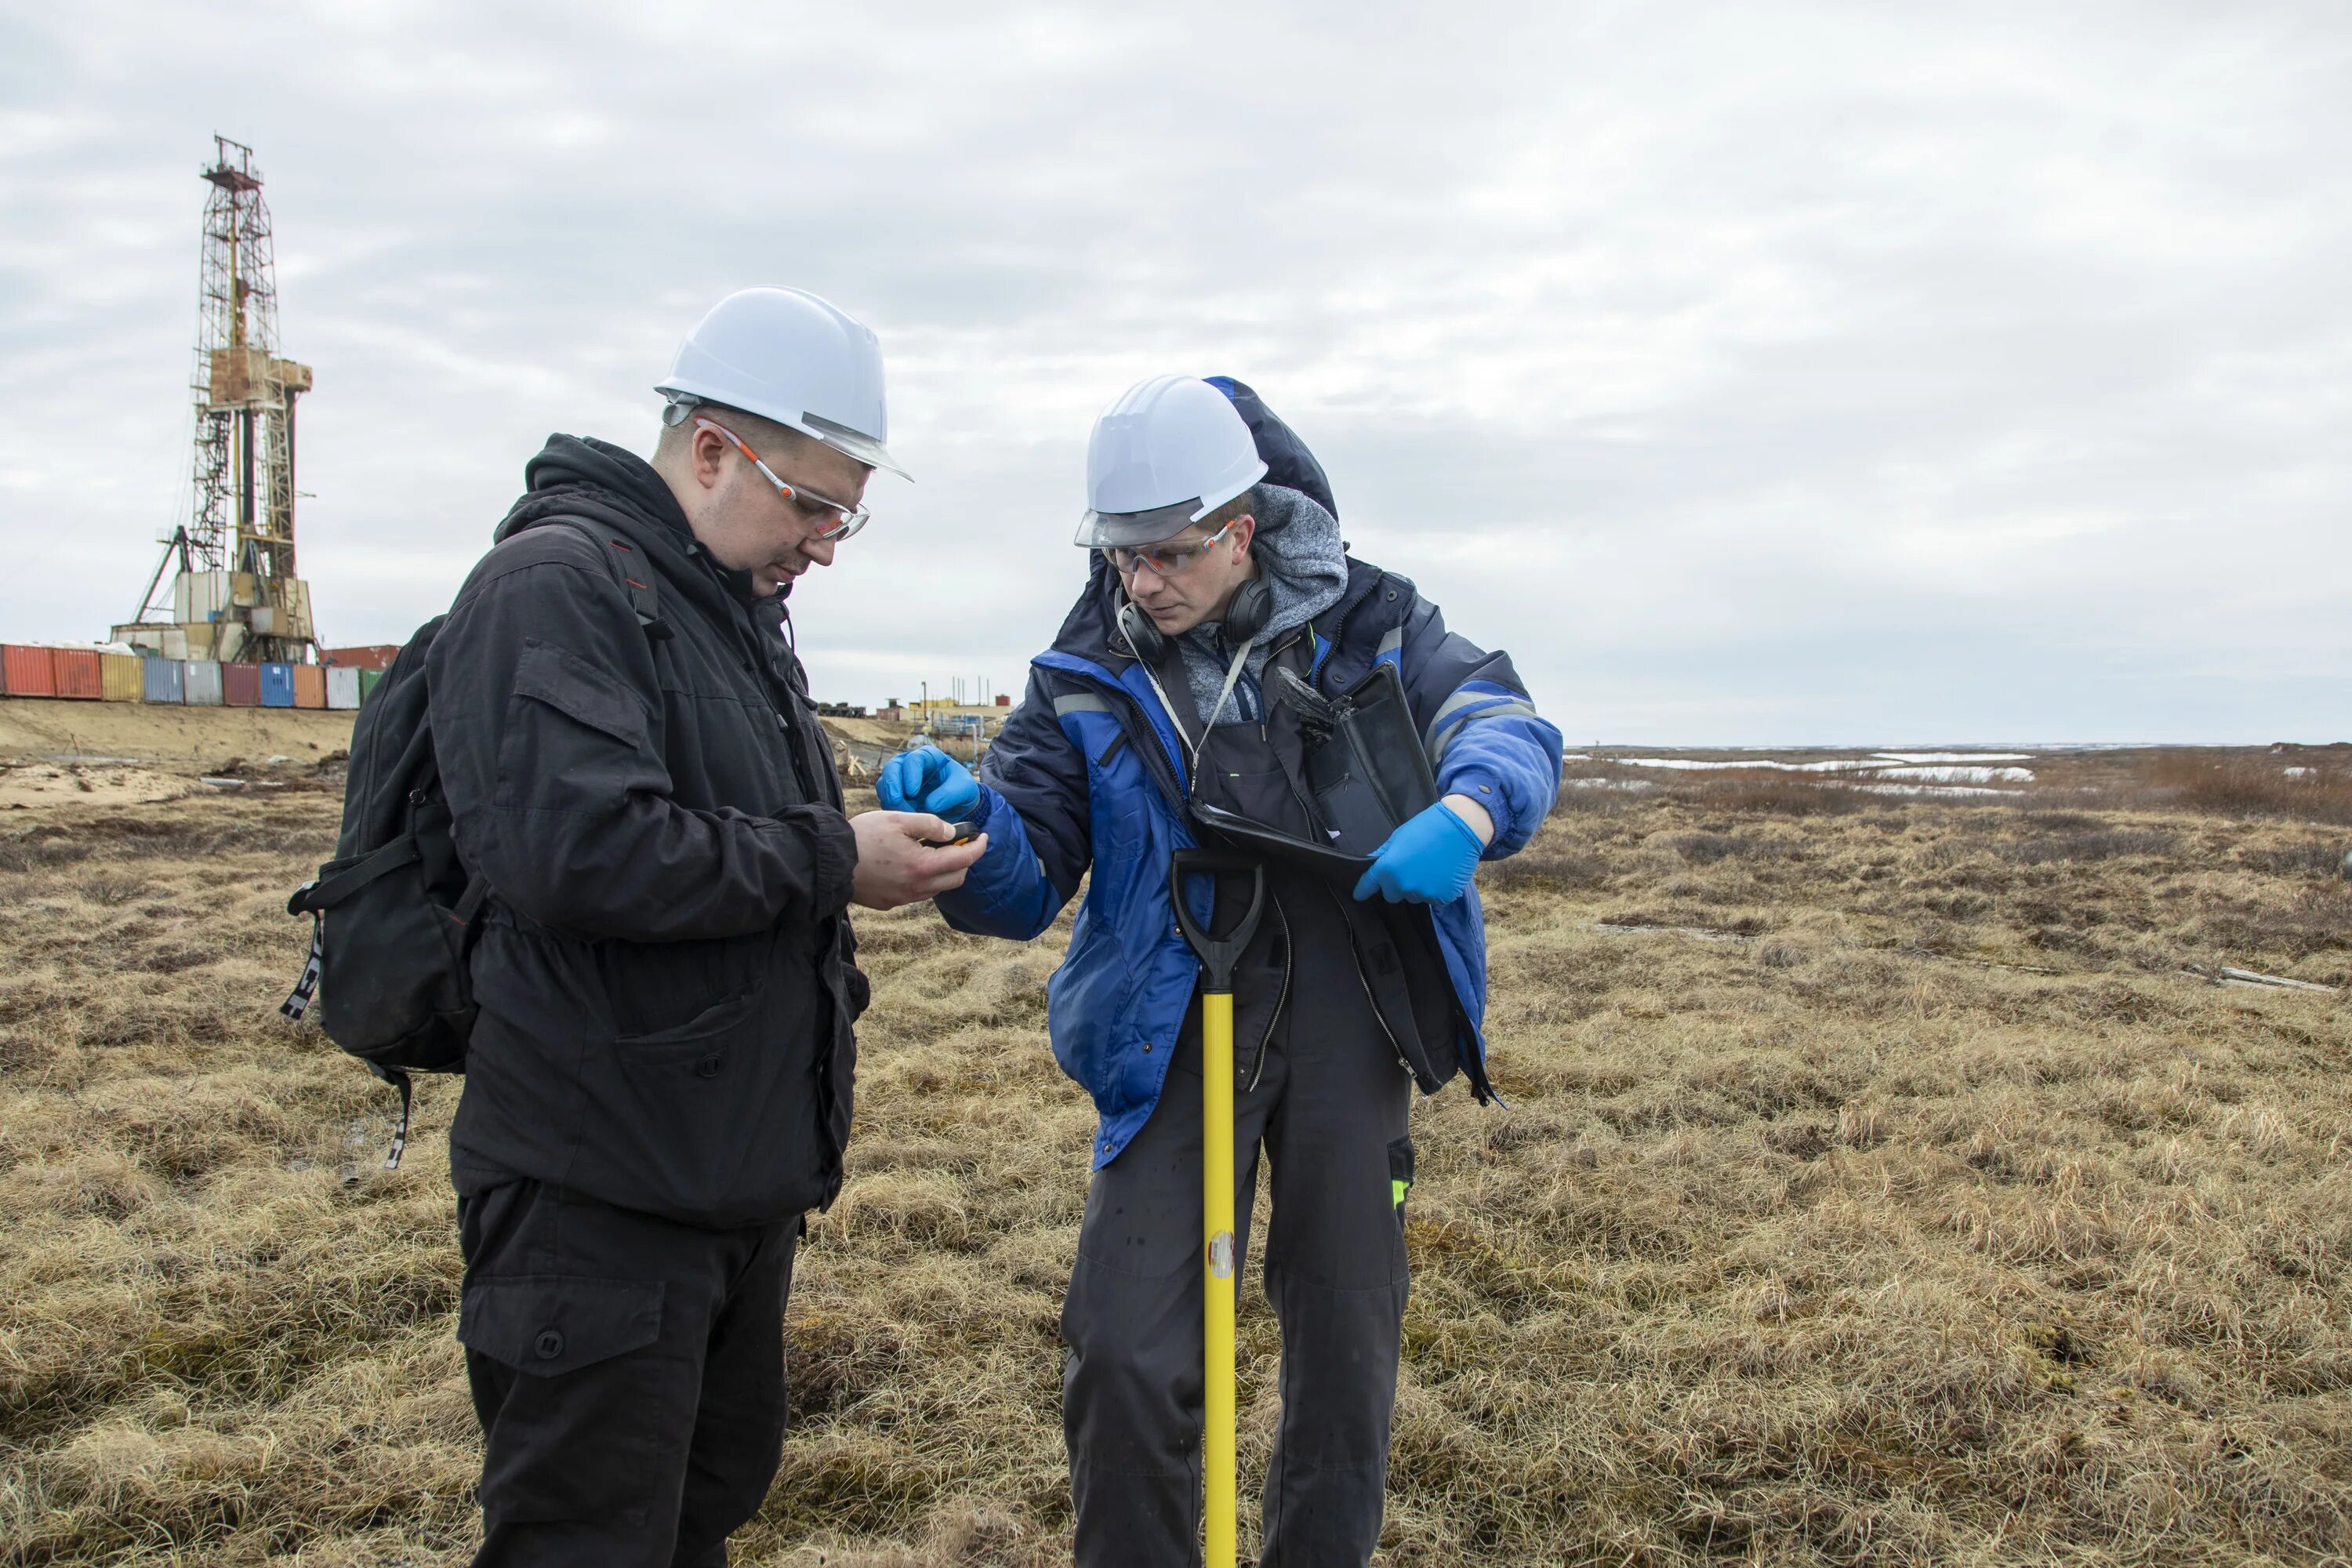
1175, 484, 1348, 730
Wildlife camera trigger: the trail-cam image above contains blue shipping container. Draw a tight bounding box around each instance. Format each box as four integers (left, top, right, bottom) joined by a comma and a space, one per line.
143, 658, 186, 705
260, 662, 296, 707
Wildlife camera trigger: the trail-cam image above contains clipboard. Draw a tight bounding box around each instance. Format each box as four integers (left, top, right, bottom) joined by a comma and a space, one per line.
1190, 800, 1374, 880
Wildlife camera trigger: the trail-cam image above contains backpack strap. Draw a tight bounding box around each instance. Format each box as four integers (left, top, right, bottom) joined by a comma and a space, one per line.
280, 902, 325, 1022
285, 837, 423, 916
369, 1064, 416, 1170
278, 838, 428, 1022
549, 519, 674, 643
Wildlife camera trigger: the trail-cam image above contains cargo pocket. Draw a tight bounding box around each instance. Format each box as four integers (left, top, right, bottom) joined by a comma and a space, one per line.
459, 1275, 669, 1526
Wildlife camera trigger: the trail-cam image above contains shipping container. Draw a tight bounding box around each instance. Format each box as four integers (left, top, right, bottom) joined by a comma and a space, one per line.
184, 660, 223, 706
143, 658, 187, 705
51, 649, 103, 699
292, 663, 327, 709
100, 653, 143, 702
2, 644, 54, 695
260, 662, 296, 707
222, 662, 261, 707
358, 667, 385, 705
326, 666, 362, 710
323, 644, 401, 671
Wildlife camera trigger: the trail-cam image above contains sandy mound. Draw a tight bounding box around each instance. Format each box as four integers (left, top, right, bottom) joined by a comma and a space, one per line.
0, 763, 191, 809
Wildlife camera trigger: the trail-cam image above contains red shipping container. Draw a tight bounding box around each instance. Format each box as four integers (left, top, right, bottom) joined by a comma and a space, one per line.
292, 664, 328, 709
222, 662, 262, 707
322, 644, 401, 671
50, 649, 102, 699
2, 644, 56, 696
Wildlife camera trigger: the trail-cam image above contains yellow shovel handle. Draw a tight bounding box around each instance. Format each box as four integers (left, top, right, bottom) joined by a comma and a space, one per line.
1203, 988, 1238, 1566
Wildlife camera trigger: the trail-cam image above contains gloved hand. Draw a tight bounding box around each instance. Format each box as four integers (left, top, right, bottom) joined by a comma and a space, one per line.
1352, 799, 1485, 904
877, 744, 982, 818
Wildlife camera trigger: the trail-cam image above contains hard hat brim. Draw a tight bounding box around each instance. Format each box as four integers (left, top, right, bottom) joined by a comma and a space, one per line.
1073, 499, 1214, 550
655, 383, 911, 481
801, 410, 911, 481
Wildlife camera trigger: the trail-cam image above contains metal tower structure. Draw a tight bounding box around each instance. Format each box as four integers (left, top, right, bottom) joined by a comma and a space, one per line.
131, 135, 316, 661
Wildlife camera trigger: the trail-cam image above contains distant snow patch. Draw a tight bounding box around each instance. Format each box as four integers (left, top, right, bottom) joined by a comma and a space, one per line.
1872, 752, 2034, 764
1856, 782, 2013, 798
1609, 757, 1883, 773
1870, 765, 2034, 784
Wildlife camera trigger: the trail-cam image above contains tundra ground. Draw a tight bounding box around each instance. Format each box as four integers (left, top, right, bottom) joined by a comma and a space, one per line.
2, 753, 2347, 1565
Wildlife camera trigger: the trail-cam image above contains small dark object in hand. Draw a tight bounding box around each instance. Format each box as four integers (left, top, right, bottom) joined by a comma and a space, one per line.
923, 820, 983, 848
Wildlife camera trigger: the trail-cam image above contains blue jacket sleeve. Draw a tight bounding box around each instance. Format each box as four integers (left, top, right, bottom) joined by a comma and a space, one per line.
1396, 593, 1563, 858
934, 666, 1090, 940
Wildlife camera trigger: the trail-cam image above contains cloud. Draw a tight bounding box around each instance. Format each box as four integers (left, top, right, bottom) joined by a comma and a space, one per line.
1, 1, 2345, 742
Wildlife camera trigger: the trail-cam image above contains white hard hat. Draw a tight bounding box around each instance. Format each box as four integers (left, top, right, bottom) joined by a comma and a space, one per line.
1074, 374, 1269, 548
655, 287, 909, 479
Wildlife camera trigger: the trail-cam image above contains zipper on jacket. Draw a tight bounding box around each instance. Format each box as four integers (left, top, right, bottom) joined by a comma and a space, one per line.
1062, 660, 1294, 1091
725, 612, 827, 801
1326, 882, 1415, 1080
1309, 572, 1386, 695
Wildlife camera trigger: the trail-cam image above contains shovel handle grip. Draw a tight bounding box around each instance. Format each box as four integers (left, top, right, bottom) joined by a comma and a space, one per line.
1169, 848, 1265, 993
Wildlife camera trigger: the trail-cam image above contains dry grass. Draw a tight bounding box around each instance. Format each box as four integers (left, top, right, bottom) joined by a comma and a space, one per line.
3, 762, 2350, 1565
2144, 751, 2352, 826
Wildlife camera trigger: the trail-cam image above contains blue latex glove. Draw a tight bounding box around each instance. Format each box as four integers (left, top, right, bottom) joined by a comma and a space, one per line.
1352, 800, 1484, 904
877, 745, 982, 818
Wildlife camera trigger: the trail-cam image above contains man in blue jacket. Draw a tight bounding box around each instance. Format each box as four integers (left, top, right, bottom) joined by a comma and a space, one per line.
880, 375, 1563, 1566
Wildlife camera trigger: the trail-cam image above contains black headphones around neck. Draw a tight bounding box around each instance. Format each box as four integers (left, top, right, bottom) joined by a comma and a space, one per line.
1120, 575, 1272, 663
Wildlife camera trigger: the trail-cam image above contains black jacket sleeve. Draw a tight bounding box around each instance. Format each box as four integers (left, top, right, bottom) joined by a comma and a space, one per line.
427, 532, 857, 942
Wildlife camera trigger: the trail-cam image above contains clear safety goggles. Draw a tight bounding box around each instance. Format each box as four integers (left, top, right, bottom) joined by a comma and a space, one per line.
1106, 518, 1238, 579
695, 418, 870, 542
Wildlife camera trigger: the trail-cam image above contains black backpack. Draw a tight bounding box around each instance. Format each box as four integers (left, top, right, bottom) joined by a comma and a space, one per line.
282, 521, 668, 1167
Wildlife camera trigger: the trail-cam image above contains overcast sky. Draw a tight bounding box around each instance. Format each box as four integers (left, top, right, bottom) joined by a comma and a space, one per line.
2, 2, 2345, 743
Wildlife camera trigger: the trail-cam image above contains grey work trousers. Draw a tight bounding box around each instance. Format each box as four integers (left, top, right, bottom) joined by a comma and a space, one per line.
1062, 948, 1416, 1568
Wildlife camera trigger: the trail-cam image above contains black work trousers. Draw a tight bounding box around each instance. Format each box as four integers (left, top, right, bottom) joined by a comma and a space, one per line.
456, 1179, 800, 1568
1062, 894, 1416, 1568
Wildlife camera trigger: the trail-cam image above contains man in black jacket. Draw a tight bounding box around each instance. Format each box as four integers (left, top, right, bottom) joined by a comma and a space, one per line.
426, 287, 985, 1568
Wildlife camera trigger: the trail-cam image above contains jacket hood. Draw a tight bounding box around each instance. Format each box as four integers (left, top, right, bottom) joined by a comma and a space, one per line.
496, 434, 778, 607
1201, 483, 1347, 645
497, 434, 689, 543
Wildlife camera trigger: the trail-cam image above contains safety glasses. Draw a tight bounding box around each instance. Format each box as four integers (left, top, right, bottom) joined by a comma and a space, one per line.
1109, 518, 1237, 579
695, 417, 870, 542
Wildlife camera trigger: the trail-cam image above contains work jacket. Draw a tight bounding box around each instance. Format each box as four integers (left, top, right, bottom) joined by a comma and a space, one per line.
937, 546, 1563, 1169
429, 435, 867, 1228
